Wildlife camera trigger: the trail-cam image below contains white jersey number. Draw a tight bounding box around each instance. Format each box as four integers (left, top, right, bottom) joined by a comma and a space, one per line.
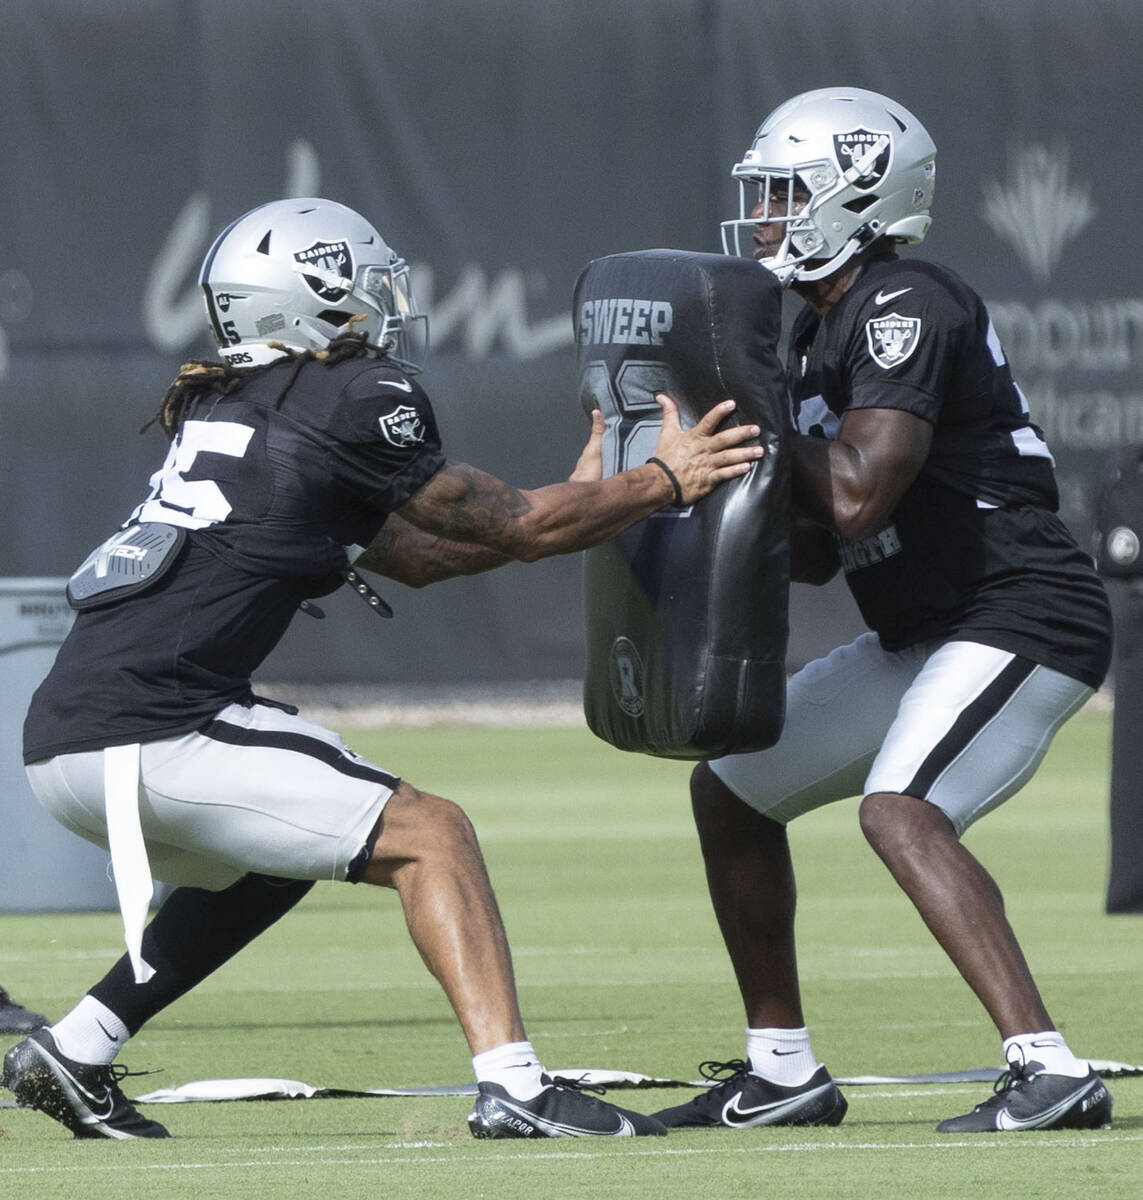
130, 419, 255, 529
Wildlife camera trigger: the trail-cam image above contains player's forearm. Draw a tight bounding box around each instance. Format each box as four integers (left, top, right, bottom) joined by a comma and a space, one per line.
395, 460, 674, 564
357, 517, 512, 586
507, 465, 674, 561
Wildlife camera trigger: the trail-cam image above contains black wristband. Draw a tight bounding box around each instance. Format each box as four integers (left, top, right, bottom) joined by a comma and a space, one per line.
647, 456, 684, 507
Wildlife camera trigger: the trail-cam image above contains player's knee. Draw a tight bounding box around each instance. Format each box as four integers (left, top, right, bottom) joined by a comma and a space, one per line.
690, 762, 725, 830
858, 791, 898, 850
859, 791, 956, 854
691, 762, 782, 853
370, 784, 482, 878
422, 791, 481, 857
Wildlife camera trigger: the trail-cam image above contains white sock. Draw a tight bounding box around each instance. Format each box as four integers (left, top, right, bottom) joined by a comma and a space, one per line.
745, 1026, 822, 1087
1003, 1030, 1090, 1079
49, 995, 129, 1065
472, 1039, 545, 1100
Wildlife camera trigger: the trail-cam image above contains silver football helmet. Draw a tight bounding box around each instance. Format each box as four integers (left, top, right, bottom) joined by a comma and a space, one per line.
721, 87, 936, 284
199, 198, 428, 369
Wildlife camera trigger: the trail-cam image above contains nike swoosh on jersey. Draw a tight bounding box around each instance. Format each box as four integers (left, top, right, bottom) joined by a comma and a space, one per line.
874, 287, 913, 305
721, 1081, 832, 1127
376, 378, 413, 392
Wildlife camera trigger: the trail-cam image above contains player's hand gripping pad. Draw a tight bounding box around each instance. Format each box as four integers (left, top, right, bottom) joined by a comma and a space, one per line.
575, 250, 789, 758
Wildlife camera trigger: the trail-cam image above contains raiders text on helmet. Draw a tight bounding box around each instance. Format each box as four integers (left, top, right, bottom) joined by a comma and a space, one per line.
722, 87, 936, 284
199, 198, 429, 368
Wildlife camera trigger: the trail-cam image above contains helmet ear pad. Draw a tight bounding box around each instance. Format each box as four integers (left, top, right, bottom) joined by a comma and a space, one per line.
316, 308, 360, 327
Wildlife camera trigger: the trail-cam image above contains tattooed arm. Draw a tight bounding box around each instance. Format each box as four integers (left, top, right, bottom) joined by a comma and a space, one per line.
354, 512, 512, 587
357, 408, 611, 585
390, 396, 762, 562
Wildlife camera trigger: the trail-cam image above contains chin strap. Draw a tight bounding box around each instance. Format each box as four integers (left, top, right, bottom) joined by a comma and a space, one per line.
792, 221, 885, 283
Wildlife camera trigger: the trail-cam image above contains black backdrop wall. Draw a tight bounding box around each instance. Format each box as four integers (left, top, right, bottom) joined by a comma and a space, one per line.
2, 0, 1139, 685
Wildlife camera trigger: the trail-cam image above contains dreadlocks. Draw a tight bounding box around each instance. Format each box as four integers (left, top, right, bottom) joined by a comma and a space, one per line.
140, 323, 382, 440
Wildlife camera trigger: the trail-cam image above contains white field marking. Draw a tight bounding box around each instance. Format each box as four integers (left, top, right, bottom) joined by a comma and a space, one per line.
658, 1020, 982, 1038
512, 945, 684, 956
1, 1134, 1140, 1176
529, 1026, 632, 1039
844, 1087, 985, 1098
0, 949, 121, 963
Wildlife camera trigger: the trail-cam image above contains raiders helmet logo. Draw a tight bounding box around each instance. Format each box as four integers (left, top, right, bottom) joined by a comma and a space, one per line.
378, 404, 425, 448
833, 128, 891, 190
294, 240, 353, 302
865, 312, 922, 369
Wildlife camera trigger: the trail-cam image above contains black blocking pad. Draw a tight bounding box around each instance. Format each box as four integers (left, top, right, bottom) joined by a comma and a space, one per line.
575, 249, 790, 758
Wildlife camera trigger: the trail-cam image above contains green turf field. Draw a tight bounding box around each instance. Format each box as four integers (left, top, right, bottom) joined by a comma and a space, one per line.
2, 706, 1140, 1198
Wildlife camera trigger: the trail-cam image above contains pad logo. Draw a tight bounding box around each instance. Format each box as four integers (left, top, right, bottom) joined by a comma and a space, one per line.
378, 404, 425, 448
294, 240, 353, 301
609, 636, 645, 718
1106, 526, 1141, 567
865, 313, 921, 369
833, 128, 891, 190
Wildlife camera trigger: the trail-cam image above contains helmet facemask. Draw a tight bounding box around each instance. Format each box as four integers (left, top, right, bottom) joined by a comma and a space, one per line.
286, 256, 429, 370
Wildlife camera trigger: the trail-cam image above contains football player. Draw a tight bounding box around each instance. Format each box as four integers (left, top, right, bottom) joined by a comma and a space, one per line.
3, 198, 762, 1141
651, 88, 1114, 1134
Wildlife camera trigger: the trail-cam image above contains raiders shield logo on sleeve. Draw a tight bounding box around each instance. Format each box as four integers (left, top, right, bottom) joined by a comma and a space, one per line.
865, 312, 921, 369
378, 404, 426, 447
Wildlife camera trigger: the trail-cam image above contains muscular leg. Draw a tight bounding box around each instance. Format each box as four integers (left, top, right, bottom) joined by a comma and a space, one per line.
360, 781, 526, 1054
858, 791, 1052, 1038
691, 763, 805, 1028
56, 781, 526, 1058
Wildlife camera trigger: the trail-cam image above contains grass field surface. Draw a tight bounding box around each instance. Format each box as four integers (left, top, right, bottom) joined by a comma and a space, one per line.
2, 706, 1140, 1197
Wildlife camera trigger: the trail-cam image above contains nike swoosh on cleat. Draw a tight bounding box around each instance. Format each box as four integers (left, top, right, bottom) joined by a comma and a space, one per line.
874, 287, 912, 305
31, 1042, 116, 1121
995, 1081, 1099, 1130
721, 1082, 832, 1127
376, 379, 413, 392
496, 1095, 634, 1137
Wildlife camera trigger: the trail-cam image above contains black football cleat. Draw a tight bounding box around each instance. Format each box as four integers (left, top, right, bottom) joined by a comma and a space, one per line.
2, 1027, 169, 1139
0, 989, 47, 1035
936, 1061, 1112, 1133
652, 1059, 847, 1129
468, 1074, 667, 1138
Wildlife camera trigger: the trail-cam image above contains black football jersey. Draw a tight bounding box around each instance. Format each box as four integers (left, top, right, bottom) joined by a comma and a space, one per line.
789, 252, 1111, 687
24, 352, 445, 761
